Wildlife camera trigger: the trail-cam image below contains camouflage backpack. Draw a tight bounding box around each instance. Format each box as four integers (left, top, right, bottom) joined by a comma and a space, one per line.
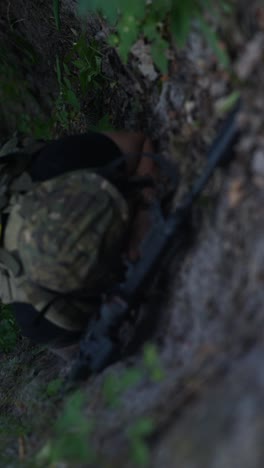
0, 136, 129, 331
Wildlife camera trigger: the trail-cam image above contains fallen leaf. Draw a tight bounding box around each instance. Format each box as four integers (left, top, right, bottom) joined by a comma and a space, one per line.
131, 39, 158, 81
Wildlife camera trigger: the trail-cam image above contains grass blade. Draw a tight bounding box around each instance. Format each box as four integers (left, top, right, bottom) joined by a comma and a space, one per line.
53, 0, 61, 31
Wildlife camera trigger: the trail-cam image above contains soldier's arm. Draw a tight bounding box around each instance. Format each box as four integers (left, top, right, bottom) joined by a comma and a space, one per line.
102, 132, 154, 174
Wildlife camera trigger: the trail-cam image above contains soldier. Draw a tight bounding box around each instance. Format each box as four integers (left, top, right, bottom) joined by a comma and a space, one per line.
0, 130, 157, 358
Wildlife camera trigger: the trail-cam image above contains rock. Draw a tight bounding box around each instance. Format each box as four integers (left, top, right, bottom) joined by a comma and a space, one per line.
234, 33, 264, 80
131, 39, 158, 82
252, 149, 264, 176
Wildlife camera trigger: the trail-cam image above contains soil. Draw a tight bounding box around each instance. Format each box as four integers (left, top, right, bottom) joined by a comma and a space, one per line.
0, 0, 264, 467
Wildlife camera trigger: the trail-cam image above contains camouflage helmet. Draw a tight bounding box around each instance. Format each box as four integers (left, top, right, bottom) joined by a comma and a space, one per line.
16, 170, 129, 294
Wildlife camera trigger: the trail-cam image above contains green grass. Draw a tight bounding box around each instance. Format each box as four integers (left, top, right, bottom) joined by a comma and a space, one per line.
53, 35, 106, 131
0, 27, 108, 139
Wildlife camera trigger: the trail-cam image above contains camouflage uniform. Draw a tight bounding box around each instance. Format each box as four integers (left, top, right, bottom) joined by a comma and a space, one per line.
0, 138, 129, 333
0, 134, 35, 305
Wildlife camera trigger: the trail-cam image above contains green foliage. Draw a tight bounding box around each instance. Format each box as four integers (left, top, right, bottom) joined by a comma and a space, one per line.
103, 367, 143, 407
54, 36, 104, 130
150, 37, 169, 75
0, 37, 53, 140
91, 114, 114, 132
1, 32, 38, 67
143, 343, 165, 382
37, 390, 95, 465
1, 30, 105, 136
0, 60, 31, 116
0, 69, 25, 107
54, 55, 80, 130
103, 344, 164, 406
102, 360, 158, 465
215, 90, 240, 115
53, 0, 61, 31
0, 304, 19, 353
38, 346, 162, 466
18, 113, 54, 140
198, 16, 230, 68
46, 378, 63, 397
78, 0, 230, 73
0, 415, 26, 437
70, 36, 104, 93
128, 418, 154, 466
0, 415, 28, 467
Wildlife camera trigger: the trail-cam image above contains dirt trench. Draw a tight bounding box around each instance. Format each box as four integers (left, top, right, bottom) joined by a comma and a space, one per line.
0, 1, 264, 467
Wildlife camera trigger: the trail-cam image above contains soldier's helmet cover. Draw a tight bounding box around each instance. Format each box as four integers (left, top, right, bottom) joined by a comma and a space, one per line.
17, 170, 129, 293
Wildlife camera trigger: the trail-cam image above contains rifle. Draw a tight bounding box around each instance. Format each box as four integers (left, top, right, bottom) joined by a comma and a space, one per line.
69, 102, 240, 381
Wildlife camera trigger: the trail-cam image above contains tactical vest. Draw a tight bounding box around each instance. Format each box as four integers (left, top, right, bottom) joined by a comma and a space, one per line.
0, 136, 129, 331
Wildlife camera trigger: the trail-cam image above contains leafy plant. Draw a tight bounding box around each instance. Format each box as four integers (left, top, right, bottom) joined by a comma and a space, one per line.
54, 55, 80, 130
1, 29, 106, 136
215, 90, 240, 115
0, 304, 19, 353
0, 416, 27, 438
90, 114, 114, 132
37, 390, 95, 465
18, 113, 54, 139
46, 378, 63, 397
78, 0, 230, 74
103, 367, 143, 407
69, 36, 104, 94
128, 418, 154, 467
102, 344, 164, 407
143, 343, 165, 383
53, 36, 104, 130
